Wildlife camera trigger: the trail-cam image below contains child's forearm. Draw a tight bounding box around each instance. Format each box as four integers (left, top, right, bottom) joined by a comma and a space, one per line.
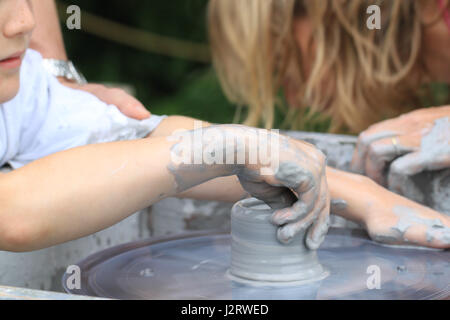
0, 138, 171, 251
0, 136, 238, 252
148, 116, 248, 202
0, 123, 331, 252
0, 116, 246, 252
150, 115, 210, 137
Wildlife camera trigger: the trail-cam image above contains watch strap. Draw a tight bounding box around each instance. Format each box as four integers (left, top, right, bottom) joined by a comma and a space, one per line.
42, 59, 87, 85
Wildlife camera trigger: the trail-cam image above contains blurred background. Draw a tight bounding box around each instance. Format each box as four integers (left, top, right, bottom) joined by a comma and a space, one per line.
58, 0, 448, 133
58, 0, 241, 125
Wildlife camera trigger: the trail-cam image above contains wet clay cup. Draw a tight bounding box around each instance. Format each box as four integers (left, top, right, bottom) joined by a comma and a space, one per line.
230, 198, 328, 283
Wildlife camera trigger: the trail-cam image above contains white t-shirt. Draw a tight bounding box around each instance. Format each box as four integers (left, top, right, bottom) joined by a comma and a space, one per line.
0, 49, 165, 169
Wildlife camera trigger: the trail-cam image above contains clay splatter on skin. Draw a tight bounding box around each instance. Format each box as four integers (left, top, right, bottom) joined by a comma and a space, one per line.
391, 117, 450, 175
167, 128, 239, 192
275, 162, 313, 189
306, 213, 330, 250
353, 130, 398, 173
330, 199, 348, 213
165, 125, 329, 248
388, 117, 450, 206
110, 160, 129, 176
373, 205, 450, 246
353, 117, 449, 213
417, 117, 450, 172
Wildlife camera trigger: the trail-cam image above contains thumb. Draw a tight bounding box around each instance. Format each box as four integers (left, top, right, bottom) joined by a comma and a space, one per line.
118, 100, 151, 120
105, 92, 151, 120
83, 84, 152, 120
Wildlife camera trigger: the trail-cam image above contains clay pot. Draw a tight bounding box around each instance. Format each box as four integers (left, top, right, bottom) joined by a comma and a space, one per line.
230, 198, 328, 283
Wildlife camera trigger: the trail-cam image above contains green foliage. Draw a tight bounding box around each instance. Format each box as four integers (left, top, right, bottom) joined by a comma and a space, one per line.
60, 0, 238, 124
149, 69, 238, 124
421, 83, 450, 108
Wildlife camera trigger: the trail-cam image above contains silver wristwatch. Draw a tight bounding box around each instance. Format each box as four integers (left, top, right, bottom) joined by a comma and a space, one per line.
42, 59, 87, 85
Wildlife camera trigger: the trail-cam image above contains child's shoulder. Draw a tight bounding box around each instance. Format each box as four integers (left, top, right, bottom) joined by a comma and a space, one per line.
0, 49, 52, 167
0, 49, 165, 169
23, 48, 44, 64
21, 49, 50, 97
3, 49, 50, 112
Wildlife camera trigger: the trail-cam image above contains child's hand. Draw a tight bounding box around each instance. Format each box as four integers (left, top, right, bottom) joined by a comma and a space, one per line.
366, 207, 450, 250
324, 168, 450, 250
235, 132, 330, 250
168, 125, 330, 249
59, 79, 151, 120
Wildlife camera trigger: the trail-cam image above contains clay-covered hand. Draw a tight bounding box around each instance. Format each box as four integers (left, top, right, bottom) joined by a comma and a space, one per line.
237, 135, 330, 250
363, 189, 450, 249
326, 172, 450, 249
59, 79, 152, 120
167, 125, 330, 249
351, 106, 450, 195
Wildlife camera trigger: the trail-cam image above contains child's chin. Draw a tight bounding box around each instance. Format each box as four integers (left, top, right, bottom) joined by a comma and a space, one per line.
0, 76, 20, 103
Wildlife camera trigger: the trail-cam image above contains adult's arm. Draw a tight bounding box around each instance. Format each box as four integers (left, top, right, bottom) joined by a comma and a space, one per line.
351, 106, 450, 194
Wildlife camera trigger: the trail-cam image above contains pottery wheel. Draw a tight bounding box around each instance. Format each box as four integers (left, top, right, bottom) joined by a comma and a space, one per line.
63, 228, 450, 299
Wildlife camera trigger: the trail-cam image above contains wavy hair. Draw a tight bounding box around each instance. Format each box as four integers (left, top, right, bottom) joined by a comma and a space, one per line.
208, 0, 448, 133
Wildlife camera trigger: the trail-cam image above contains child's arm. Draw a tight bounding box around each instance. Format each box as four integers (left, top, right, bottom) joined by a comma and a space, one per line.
147, 116, 247, 202
0, 125, 329, 252
0, 137, 174, 252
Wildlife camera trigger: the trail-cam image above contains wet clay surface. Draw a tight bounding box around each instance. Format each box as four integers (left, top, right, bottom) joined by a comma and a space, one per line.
230, 198, 328, 282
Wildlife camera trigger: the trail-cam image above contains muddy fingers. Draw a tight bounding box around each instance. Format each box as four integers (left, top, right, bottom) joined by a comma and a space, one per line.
306, 177, 331, 249
276, 192, 327, 245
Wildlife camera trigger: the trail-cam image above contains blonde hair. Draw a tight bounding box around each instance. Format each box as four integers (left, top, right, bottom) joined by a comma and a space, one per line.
208, 0, 447, 133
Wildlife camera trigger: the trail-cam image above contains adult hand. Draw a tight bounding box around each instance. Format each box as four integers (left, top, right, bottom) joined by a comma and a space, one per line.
235, 131, 330, 250
351, 106, 450, 195
59, 79, 151, 120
